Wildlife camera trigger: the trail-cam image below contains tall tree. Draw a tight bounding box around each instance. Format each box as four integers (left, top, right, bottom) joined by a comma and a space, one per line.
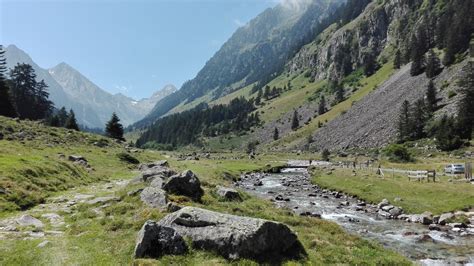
398, 100, 411, 143
410, 99, 427, 140
65, 109, 80, 131
363, 52, 378, 76
435, 115, 462, 151
318, 95, 326, 115
456, 62, 474, 139
291, 109, 299, 131
334, 83, 344, 104
273, 127, 279, 140
425, 49, 442, 78
410, 35, 425, 76
106, 112, 125, 141
425, 80, 437, 114
0, 45, 17, 117
394, 49, 402, 69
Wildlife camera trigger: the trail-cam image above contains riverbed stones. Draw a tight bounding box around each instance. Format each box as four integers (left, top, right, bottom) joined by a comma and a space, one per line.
389, 207, 403, 217
140, 187, 168, 209
216, 186, 242, 201
134, 220, 188, 258
410, 212, 433, 225
156, 206, 305, 261
377, 199, 390, 209
439, 213, 455, 225
163, 170, 204, 200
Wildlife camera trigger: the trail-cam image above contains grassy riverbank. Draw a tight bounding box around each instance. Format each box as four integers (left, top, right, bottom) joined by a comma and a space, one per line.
311, 167, 474, 215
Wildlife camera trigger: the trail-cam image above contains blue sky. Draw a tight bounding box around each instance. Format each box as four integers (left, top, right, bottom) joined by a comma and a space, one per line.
1, 0, 277, 100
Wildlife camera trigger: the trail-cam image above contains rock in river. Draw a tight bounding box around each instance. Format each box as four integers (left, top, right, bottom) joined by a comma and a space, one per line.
134, 220, 188, 258
157, 206, 305, 261
163, 170, 204, 200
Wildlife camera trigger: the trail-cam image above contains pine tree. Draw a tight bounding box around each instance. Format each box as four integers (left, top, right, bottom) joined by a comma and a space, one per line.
106, 112, 125, 141
425, 80, 437, 114
321, 149, 330, 161
456, 61, 474, 139
410, 35, 425, 76
410, 99, 427, 140
291, 109, 299, 131
263, 85, 270, 100
363, 52, 378, 76
398, 100, 411, 143
394, 49, 402, 69
57, 107, 69, 126
273, 127, 279, 140
435, 115, 462, 151
318, 96, 326, 115
65, 109, 80, 131
425, 49, 442, 78
335, 83, 344, 104
0, 45, 17, 117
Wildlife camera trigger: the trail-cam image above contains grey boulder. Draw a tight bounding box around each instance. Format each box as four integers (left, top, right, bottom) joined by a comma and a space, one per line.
216, 186, 242, 201
140, 187, 168, 209
16, 214, 43, 228
139, 160, 169, 171
438, 212, 454, 225
157, 206, 305, 261
134, 220, 188, 258
142, 167, 176, 182
163, 170, 204, 200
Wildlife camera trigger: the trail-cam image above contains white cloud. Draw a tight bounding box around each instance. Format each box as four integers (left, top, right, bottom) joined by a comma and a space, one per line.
233, 18, 245, 27
279, 0, 311, 11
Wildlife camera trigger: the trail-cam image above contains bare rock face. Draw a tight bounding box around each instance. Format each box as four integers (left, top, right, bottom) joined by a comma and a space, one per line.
163, 170, 204, 200
157, 207, 305, 261
141, 167, 176, 182
140, 187, 168, 209
139, 160, 169, 171
134, 220, 188, 258
216, 186, 242, 201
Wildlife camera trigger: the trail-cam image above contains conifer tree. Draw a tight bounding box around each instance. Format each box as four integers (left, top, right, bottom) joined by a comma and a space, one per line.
398, 100, 411, 142
425, 80, 437, 114
318, 95, 326, 115
291, 109, 299, 131
411, 99, 427, 140
263, 85, 270, 100
456, 62, 474, 139
273, 127, 279, 140
0, 46, 17, 117
425, 49, 442, 78
394, 49, 402, 69
435, 115, 462, 151
321, 149, 330, 161
106, 112, 125, 141
57, 107, 69, 126
335, 83, 344, 104
65, 109, 80, 131
410, 35, 425, 76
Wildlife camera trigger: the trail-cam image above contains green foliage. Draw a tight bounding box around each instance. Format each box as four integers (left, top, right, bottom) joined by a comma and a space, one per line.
273, 127, 279, 140
291, 109, 299, 130
105, 112, 124, 141
383, 144, 412, 162
8, 63, 53, 120
318, 95, 327, 115
116, 152, 140, 165
435, 115, 463, 151
0, 45, 17, 118
65, 109, 80, 131
321, 149, 330, 161
425, 80, 438, 114
393, 49, 402, 69
425, 49, 442, 78
456, 61, 474, 139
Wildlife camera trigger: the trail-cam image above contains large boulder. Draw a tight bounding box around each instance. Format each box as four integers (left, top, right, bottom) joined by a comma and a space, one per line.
139, 160, 169, 171
140, 187, 168, 209
141, 167, 176, 182
409, 212, 433, 225
163, 170, 204, 200
216, 186, 242, 201
16, 214, 43, 228
157, 207, 305, 261
134, 220, 188, 258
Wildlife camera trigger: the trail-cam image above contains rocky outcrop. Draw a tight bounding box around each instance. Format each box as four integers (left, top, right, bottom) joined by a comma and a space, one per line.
157, 206, 305, 261
305, 60, 468, 151
134, 220, 188, 258
163, 170, 204, 200
216, 186, 242, 201
140, 187, 168, 210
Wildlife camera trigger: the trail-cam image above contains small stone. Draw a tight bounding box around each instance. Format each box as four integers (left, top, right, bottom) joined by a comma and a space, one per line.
37, 240, 50, 248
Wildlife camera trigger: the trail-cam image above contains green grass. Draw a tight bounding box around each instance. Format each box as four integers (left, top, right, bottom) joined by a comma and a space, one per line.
0, 117, 409, 264
269, 62, 395, 149
312, 168, 474, 215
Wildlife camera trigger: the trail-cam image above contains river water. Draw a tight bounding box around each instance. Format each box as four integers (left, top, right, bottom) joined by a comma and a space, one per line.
237, 167, 474, 265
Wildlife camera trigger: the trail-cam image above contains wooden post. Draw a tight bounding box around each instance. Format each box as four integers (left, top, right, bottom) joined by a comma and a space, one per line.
465, 162, 472, 181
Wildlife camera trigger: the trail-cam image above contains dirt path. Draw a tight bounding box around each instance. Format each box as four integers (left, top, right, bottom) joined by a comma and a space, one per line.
0, 179, 130, 246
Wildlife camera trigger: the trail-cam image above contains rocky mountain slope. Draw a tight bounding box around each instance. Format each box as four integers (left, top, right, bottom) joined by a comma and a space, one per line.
5, 45, 176, 128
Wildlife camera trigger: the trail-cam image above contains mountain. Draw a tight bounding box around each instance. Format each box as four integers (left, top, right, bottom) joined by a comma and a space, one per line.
133, 0, 344, 128
136, 0, 473, 152
4, 45, 176, 128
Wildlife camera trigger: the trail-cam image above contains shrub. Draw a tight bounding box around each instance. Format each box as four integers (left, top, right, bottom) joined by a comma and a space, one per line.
383, 144, 412, 162
117, 152, 139, 164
